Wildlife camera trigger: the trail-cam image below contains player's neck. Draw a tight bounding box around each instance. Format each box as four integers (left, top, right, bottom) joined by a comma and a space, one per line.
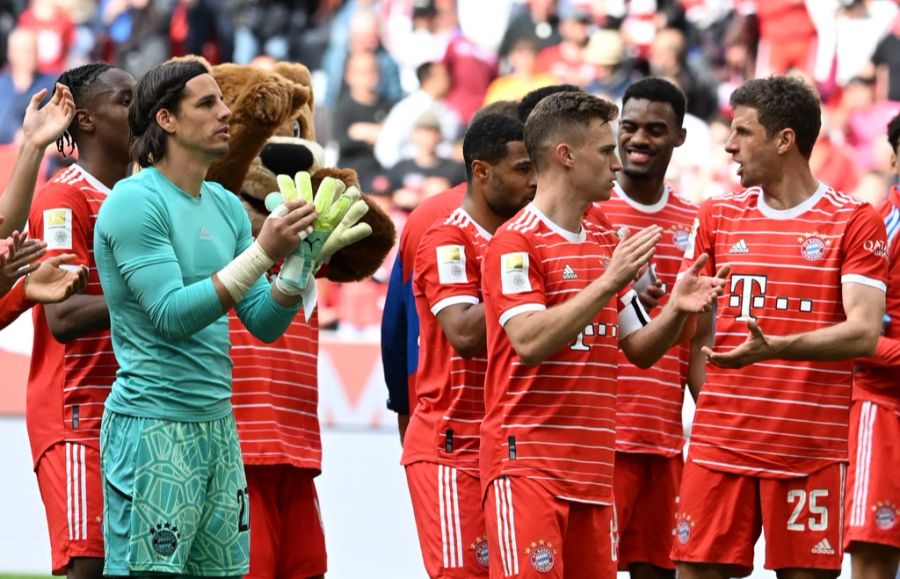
617, 173, 665, 206
759, 163, 819, 211
78, 150, 131, 190
462, 191, 503, 234
154, 151, 210, 197
533, 179, 586, 234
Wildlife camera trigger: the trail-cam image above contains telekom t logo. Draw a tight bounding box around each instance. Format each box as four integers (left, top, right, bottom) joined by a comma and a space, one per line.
729, 274, 767, 320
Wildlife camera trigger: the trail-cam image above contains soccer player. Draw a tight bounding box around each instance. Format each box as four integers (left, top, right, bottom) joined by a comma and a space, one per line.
843, 112, 900, 579
93, 60, 317, 577
480, 91, 725, 578
23, 63, 134, 579
404, 113, 536, 578
672, 76, 888, 578
597, 77, 696, 579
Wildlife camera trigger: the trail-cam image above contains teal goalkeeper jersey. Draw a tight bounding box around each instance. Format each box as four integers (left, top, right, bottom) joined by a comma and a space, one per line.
94, 167, 299, 421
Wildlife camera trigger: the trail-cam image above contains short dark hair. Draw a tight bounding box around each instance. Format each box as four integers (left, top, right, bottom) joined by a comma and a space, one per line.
55, 63, 114, 155
416, 61, 438, 85
517, 83, 583, 122
470, 99, 519, 125
622, 77, 686, 127
524, 91, 619, 172
888, 112, 900, 153
129, 60, 208, 167
463, 113, 525, 182
730, 75, 821, 159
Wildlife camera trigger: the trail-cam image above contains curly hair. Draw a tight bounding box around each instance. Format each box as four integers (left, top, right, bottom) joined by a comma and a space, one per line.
622, 77, 686, 127
463, 113, 525, 182
54, 63, 114, 157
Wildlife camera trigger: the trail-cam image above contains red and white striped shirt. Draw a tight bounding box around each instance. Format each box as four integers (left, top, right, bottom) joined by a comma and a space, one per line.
684, 183, 888, 478
27, 165, 116, 465
230, 310, 322, 471
402, 208, 490, 473
480, 204, 646, 504
599, 183, 697, 456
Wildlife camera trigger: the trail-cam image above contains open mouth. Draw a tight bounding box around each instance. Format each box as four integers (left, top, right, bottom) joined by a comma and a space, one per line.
625, 149, 654, 164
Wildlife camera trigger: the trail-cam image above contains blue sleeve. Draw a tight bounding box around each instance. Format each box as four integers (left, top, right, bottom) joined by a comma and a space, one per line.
230, 199, 300, 343
381, 253, 416, 414
98, 184, 224, 341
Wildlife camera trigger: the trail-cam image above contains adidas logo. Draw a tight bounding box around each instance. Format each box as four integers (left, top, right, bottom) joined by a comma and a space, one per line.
729, 239, 749, 254
562, 264, 577, 280
811, 538, 834, 555
199, 226, 213, 241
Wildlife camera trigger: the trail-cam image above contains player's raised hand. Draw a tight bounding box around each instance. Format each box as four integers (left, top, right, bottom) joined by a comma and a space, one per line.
24, 254, 88, 304
669, 254, 729, 314
702, 318, 775, 369
257, 198, 317, 261
20, 84, 76, 149
0, 233, 46, 296
602, 225, 662, 291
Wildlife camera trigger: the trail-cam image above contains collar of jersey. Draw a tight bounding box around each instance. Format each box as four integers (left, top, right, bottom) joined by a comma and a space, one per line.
73, 164, 112, 195
526, 203, 586, 243
756, 181, 827, 220
612, 181, 670, 214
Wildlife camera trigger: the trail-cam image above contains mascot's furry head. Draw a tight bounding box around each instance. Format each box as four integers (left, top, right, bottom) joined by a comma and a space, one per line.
181, 57, 395, 281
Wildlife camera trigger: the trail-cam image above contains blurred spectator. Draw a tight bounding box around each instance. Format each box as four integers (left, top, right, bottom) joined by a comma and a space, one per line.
810, 130, 861, 195
456, 0, 516, 53
835, 75, 900, 172
484, 36, 560, 104
374, 61, 459, 169
714, 10, 758, 114
170, 0, 234, 64
534, 5, 593, 87
16, 0, 75, 73
0, 27, 54, 144
57, 0, 98, 67
389, 0, 455, 94
103, 0, 168, 78
333, 51, 394, 193
0, 0, 17, 65
321, 8, 402, 108
833, 0, 896, 87
648, 27, 718, 120
584, 28, 637, 102
870, 11, 900, 101
441, 25, 498, 124
231, 0, 293, 63
752, 0, 817, 77
386, 112, 466, 210
852, 169, 890, 205
498, 0, 561, 58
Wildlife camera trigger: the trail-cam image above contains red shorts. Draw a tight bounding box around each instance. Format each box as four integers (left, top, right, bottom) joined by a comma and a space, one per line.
671, 459, 846, 575
245, 464, 327, 578
35, 441, 104, 574
484, 476, 617, 578
845, 400, 900, 551
405, 462, 488, 578
614, 451, 682, 570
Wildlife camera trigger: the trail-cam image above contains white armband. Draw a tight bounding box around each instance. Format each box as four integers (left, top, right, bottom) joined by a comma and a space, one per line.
216, 241, 275, 302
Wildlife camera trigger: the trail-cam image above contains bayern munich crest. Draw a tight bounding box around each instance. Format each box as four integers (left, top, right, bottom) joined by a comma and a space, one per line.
527, 539, 557, 573
674, 513, 695, 545
799, 232, 830, 262
471, 536, 489, 568
671, 226, 690, 251
873, 502, 898, 530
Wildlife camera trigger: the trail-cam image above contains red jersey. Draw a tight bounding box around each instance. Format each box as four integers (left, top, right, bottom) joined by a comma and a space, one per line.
402, 208, 490, 473
230, 310, 322, 472
684, 183, 888, 478
853, 185, 900, 411
601, 183, 697, 456
480, 204, 648, 504
0, 280, 30, 329
26, 165, 116, 465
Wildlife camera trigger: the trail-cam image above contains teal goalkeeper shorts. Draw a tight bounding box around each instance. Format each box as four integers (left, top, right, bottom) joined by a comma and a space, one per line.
100, 409, 250, 577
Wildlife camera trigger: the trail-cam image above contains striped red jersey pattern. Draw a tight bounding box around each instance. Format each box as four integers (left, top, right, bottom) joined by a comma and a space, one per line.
480, 204, 647, 504
597, 184, 697, 456
684, 183, 888, 478
230, 310, 321, 471
0, 279, 29, 328
402, 208, 490, 473
853, 185, 900, 411
27, 165, 116, 465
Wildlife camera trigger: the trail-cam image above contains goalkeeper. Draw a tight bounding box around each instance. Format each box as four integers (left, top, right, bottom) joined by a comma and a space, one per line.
93, 60, 363, 577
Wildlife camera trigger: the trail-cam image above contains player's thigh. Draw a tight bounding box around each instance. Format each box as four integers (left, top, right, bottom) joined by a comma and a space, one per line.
849, 542, 900, 579
406, 462, 489, 578
613, 451, 646, 532
485, 476, 568, 579
618, 453, 682, 571
760, 463, 845, 572
670, 460, 761, 576
277, 466, 328, 578
563, 501, 617, 579
186, 415, 251, 577
35, 442, 104, 575
846, 400, 900, 552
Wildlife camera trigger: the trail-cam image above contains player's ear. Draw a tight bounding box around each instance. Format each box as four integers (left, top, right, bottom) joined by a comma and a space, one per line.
675, 127, 687, 148
156, 108, 176, 134
471, 159, 489, 182
75, 109, 93, 133
555, 143, 574, 167
776, 127, 795, 155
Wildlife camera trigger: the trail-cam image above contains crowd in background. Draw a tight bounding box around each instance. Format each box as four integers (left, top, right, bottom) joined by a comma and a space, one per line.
0, 0, 898, 335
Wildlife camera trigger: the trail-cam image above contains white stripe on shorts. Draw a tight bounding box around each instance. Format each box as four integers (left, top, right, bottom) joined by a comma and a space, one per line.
494, 477, 519, 576
66, 442, 88, 541
438, 465, 464, 569
851, 401, 877, 527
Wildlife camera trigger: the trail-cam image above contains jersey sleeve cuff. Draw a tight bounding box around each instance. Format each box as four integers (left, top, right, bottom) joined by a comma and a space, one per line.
618, 289, 650, 339
499, 303, 546, 327
841, 274, 887, 293
431, 294, 479, 316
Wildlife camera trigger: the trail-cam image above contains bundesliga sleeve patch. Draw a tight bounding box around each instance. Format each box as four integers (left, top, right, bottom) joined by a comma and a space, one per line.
437, 245, 468, 284
501, 252, 531, 294
43, 208, 73, 250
